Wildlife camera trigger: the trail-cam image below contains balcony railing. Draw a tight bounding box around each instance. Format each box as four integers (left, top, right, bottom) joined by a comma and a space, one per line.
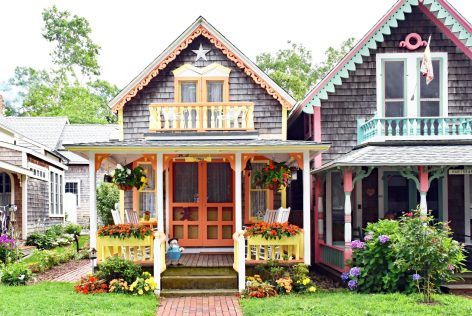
357, 116, 472, 144
149, 102, 254, 132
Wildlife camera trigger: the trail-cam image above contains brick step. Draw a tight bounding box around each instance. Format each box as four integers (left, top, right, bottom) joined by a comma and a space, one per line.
160, 289, 239, 297
441, 284, 472, 296
163, 266, 236, 276
162, 275, 237, 290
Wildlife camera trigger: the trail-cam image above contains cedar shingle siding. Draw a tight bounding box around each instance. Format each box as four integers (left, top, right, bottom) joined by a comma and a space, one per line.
123, 37, 282, 139
319, 6, 472, 162
27, 177, 62, 233
0, 147, 22, 166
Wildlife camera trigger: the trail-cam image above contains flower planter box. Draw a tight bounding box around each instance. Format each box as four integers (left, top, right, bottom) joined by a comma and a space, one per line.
246, 232, 304, 262
97, 235, 154, 263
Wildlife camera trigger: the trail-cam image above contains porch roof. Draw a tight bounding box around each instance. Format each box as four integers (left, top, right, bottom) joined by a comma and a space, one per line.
0, 161, 33, 176
314, 142, 472, 172
66, 139, 330, 154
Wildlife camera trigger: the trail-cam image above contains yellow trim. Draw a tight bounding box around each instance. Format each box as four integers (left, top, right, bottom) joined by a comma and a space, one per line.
173, 63, 231, 77
281, 186, 287, 208
202, 77, 230, 102
281, 107, 287, 140
175, 77, 202, 103
117, 109, 124, 141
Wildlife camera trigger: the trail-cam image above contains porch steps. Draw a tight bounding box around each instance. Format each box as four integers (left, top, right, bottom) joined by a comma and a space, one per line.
161, 265, 238, 297
441, 273, 472, 296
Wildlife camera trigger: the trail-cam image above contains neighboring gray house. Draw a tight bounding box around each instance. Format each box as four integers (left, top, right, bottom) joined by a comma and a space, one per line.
1, 117, 118, 227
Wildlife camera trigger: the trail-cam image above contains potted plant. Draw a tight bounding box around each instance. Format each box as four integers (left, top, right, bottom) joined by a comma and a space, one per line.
143, 211, 151, 221
110, 164, 147, 191
253, 162, 291, 191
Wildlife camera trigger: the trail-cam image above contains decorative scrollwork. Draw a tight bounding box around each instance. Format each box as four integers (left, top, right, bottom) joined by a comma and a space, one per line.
399, 33, 428, 51
112, 25, 291, 112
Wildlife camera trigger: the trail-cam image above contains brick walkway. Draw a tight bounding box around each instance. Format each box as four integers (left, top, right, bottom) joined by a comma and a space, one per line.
157, 296, 243, 316
52, 260, 92, 282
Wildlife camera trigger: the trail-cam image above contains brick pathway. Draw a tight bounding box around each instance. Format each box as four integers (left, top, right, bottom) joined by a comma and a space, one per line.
157, 296, 243, 316
52, 260, 92, 282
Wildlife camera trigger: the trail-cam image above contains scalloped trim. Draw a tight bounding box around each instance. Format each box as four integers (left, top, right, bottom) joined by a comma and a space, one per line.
112, 25, 291, 112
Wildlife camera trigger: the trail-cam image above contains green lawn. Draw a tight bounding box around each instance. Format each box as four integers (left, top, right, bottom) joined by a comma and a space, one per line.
241, 291, 472, 316
0, 282, 157, 316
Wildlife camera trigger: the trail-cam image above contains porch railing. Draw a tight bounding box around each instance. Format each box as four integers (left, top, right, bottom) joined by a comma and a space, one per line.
320, 243, 345, 272
149, 102, 255, 132
153, 231, 167, 295
96, 234, 154, 264
357, 116, 472, 144
245, 232, 304, 263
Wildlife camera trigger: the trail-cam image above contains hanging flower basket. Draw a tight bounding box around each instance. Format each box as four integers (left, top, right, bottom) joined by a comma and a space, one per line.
110, 164, 147, 191
253, 161, 291, 191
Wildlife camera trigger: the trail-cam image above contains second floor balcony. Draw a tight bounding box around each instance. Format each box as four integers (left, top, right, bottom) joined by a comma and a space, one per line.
357, 116, 472, 144
149, 102, 254, 132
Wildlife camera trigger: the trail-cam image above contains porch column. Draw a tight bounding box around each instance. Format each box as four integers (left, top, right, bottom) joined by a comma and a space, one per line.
418, 166, 429, 216
156, 153, 164, 232
21, 175, 28, 239
343, 168, 353, 265
235, 153, 242, 231
302, 150, 311, 265
314, 174, 323, 264
89, 153, 97, 250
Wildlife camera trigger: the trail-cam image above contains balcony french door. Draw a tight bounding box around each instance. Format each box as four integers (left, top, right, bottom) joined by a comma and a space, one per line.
169, 161, 234, 247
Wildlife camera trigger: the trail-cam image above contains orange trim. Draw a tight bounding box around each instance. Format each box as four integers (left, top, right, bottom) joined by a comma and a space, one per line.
95, 154, 110, 172
163, 154, 177, 171
131, 155, 157, 217
111, 25, 291, 112
244, 159, 274, 225
289, 153, 304, 170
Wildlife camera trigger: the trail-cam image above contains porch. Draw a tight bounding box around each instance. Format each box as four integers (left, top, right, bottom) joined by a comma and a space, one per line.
68, 139, 328, 293
312, 143, 472, 273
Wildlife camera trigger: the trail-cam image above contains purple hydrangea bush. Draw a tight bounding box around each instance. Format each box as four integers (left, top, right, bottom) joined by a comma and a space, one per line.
0, 234, 17, 264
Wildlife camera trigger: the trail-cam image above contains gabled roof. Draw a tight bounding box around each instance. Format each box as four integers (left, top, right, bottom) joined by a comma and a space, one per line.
109, 16, 296, 112
1, 116, 69, 150
290, 0, 472, 120
59, 124, 119, 147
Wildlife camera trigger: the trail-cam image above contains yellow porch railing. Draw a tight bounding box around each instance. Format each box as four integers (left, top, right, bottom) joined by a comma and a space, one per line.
245, 232, 304, 263
149, 102, 255, 132
97, 234, 154, 264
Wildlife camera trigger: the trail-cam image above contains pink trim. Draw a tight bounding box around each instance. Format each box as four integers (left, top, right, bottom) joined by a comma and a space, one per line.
314, 176, 322, 264
344, 215, 352, 222
343, 168, 353, 193
399, 33, 428, 50
313, 107, 323, 168
418, 3, 472, 59
419, 165, 429, 193
295, 0, 472, 117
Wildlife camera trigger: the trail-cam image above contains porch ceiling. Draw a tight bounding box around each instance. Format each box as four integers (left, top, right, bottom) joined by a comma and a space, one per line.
65, 139, 330, 155
314, 144, 472, 172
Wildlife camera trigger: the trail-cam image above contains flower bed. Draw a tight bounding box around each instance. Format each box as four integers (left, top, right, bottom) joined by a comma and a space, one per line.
245, 222, 301, 240
97, 224, 152, 239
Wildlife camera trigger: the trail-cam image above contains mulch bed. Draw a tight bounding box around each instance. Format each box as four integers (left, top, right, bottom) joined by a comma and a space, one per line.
310, 273, 342, 291
28, 259, 89, 284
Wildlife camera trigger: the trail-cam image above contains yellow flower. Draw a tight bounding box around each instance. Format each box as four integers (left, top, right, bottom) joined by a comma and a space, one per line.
302, 278, 311, 285
308, 286, 316, 293
144, 286, 149, 291
138, 289, 144, 295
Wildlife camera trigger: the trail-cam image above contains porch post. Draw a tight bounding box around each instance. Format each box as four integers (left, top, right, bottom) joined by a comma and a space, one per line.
21, 175, 28, 239
302, 150, 311, 265
89, 153, 97, 250
343, 168, 353, 266
156, 153, 164, 232
418, 166, 429, 216
314, 174, 323, 264
235, 153, 242, 231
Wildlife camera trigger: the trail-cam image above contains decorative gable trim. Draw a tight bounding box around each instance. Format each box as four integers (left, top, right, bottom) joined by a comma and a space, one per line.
291, 0, 472, 119
173, 63, 231, 77
111, 22, 295, 112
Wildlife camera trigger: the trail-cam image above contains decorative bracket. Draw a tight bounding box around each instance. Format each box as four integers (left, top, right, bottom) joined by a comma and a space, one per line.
399, 33, 428, 51
399, 166, 420, 191
352, 166, 375, 186
428, 166, 450, 187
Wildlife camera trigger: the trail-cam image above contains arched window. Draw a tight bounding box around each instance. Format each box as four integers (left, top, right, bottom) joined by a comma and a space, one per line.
0, 172, 12, 206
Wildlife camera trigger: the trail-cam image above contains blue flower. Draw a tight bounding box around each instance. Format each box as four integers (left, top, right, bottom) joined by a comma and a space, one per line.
351, 240, 365, 249
348, 279, 358, 290
412, 273, 421, 281
341, 273, 349, 282
349, 267, 361, 277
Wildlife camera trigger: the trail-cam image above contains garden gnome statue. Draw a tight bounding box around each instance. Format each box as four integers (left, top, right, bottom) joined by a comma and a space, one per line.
167, 238, 184, 265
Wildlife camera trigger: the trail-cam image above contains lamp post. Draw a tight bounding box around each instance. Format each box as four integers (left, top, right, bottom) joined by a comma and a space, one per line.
90, 248, 97, 274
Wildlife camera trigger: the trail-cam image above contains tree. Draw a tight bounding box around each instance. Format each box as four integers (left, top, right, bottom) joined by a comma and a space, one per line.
3, 6, 118, 123
256, 38, 356, 100
96, 183, 119, 226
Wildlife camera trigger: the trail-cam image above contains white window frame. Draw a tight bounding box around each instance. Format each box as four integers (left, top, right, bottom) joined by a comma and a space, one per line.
376, 52, 448, 118
65, 179, 80, 207
49, 166, 65, 217
28, 162, 48, 181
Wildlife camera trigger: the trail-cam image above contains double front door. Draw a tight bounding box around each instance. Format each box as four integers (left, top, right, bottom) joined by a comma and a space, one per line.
169, 161, 234, 247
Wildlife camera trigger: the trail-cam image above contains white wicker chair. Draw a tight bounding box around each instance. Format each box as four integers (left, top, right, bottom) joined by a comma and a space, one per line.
111, 210, 122, 225
125, 209, 139, 224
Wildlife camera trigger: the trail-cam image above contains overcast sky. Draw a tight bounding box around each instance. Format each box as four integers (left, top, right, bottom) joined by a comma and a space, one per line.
0, 0, 470, 89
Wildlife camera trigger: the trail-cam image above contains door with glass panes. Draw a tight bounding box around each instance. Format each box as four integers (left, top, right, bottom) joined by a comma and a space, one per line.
169, 161, 234, 247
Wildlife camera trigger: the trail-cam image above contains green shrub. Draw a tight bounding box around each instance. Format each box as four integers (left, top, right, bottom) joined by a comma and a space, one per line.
344, 207, 467, 300
26, 248, 77, 273
0, 262, 32, 285
97, 183, 119, 226
26, 233, 56, 250
25, 224, 75, 250
96, 256, 142, 284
